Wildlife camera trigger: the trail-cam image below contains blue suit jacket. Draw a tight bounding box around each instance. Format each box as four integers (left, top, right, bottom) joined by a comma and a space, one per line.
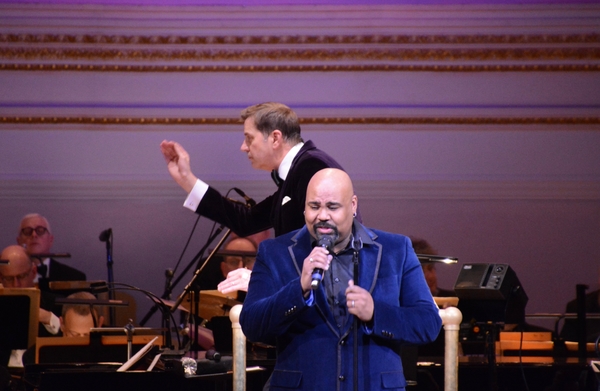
240, 224, 442, 391
197, 140, 343, 237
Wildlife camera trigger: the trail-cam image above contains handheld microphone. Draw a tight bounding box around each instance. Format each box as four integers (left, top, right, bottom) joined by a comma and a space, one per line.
232, 187, 256, 207
310, 236, 334, 290
99, 228, 112, 242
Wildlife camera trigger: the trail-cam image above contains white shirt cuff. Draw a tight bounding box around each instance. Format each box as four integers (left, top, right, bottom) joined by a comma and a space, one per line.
183, 179, 209, 211
43, 313, 61, 335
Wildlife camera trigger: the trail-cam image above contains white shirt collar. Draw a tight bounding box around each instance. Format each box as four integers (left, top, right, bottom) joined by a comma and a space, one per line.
277, 142, 303, 181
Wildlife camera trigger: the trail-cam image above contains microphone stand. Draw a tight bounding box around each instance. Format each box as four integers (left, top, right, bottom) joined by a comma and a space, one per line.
169, 228, 232, 355
105, 233, 116, 326
351, 235, 362, 391
139, 224, 226, 327
352, 248, 359, 391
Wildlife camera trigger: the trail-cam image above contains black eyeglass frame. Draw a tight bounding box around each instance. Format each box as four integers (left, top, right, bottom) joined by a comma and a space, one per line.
20, 226, 49, 237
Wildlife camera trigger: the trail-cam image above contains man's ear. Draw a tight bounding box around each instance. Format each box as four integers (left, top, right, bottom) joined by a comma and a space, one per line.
270, 129, 283, 148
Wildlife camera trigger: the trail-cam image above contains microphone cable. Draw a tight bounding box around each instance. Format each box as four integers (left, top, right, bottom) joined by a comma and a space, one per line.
111, 282, 182, 349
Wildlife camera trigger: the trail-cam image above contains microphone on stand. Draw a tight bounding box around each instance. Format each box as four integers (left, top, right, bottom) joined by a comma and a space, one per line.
310, 236, 334, 290
232, 187, 256, 207
99, 228, 112, 242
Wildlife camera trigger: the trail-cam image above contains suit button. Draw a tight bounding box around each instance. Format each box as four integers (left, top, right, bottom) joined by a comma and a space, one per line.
339, 339, 345, 345
338, 375, 345, 381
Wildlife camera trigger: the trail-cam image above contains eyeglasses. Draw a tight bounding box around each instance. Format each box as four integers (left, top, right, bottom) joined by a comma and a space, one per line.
20, 226, 49, 237
0, 267, 33, 285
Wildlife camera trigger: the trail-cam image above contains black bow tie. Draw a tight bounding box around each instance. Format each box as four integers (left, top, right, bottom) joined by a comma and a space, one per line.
37, 264, 48, 278
271, 170, 283, 187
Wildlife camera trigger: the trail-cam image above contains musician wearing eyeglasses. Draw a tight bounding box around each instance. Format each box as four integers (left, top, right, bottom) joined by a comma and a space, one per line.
16, 213, 86, 292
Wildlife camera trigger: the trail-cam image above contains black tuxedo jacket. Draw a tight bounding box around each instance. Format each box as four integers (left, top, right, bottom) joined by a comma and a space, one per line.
38, 259, 86, 316
197, 140, 344, 237
37, 259, 86, 292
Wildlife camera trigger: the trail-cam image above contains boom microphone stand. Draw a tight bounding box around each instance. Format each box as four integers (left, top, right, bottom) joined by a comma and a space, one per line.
139, 225, 226, 327
169, 228, 232, 356
99, 228, 116, 326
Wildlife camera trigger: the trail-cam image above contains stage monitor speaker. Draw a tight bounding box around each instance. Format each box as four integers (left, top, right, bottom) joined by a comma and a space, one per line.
453, 263, 528, 325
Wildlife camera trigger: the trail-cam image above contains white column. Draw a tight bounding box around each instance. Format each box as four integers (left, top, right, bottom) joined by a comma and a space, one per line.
229, 304, 246, 391
439, 306, 462, 391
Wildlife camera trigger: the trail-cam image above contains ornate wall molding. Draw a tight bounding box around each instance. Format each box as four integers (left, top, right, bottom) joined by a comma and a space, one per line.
2, 33, 599, 46
1, 35, 598, 72
1, 179, 598, 201
1, 4, 599, 71
1, 116, 599, 126
1, 63, 599, 73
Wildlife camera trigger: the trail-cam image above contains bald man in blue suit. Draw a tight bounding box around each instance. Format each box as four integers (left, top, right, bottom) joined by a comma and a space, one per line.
240, 168, 441, 391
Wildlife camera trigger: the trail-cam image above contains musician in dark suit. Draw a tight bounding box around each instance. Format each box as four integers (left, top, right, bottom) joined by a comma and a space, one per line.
160, 102, 346, 238
240, 169, 441, 391
0, 245, 61, 368
16, 213, 86, 292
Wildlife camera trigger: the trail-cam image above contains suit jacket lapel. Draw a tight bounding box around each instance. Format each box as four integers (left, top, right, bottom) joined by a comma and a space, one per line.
289, 228, 340, 336
358, 241, 382, 294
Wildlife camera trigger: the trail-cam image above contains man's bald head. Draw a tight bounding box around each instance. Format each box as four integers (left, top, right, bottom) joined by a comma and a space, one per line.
0, 245, 36, 288
305, 168, 358, 253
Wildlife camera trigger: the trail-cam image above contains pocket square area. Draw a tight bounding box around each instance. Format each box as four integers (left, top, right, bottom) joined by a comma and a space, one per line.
282, 196, 292, 205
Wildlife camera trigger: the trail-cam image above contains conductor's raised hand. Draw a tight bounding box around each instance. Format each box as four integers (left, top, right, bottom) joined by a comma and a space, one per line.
160, 140, 198, 193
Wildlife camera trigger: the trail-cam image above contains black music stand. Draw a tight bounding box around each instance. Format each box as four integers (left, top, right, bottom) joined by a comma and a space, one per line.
0, 288, 40, 351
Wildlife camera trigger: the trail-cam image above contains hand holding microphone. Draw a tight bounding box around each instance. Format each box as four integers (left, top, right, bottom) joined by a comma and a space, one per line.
301, 236, 334, 292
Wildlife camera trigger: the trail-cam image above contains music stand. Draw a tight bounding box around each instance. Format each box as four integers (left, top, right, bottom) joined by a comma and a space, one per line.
36, 332, 163, 364
0, 288, 40, 350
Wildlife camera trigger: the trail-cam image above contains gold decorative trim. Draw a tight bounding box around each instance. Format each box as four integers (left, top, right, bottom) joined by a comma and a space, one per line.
1, 33, 599, 45
1, 63, 599, 72
1, 116, 599, 126
1, 47, 599, 62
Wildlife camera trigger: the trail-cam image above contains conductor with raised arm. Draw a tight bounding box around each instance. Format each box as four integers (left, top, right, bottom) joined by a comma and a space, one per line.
161, 102, 350, 294
160, 102, 345, 238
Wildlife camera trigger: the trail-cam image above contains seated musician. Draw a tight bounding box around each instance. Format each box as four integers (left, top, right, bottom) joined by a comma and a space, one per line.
410, 237, 456, 299
182, 236, 259, 353
217, 231, 269, 295
19, 291, 105, 366
0, 245, 60, 368
60, 291, 105, 337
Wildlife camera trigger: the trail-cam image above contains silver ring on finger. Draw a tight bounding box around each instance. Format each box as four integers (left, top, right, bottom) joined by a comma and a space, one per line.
351, 300, 355, 308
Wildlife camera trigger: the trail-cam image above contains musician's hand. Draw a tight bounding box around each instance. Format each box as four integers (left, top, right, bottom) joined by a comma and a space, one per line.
345, 280, 374, 322
218, 267, 252, 294
160, 140, 198, 193
300, 247, 332, 294
39, 308, 52, 325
